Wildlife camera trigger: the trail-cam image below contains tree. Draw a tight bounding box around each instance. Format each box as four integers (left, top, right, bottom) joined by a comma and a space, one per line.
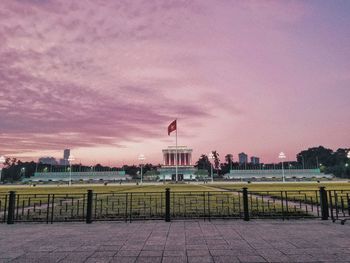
211, 150, 221, 177
195, 155, 211, 171
225, 154, 233, 170
296, 146, 334, 168
296, 146, 350, 178
211, 151, 220, 170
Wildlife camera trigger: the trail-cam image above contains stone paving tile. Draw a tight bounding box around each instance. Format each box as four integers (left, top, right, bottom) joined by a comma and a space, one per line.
75, 245, 99, 252
185, 244, 208, 250
110, 257, 137, 263
163, 250, 186, 257
164, 245, 185, 251
161, 256, 187, 263
55, 246, 81, 252
10, 252, 50, 262
187, 249, 211, 256
135, 256, 162, 263
120, 245, 144, 251
84, 257, 113, 263
116, 250, 141, 257
230, 248, 258, 256
188, 256, 214, 263
97, 245, 122, 252
58, 251, 95, 263
213, 256, 240, 263
207, 244, 231, 250
142, 244, 163, 251
209, 249, 236, 256
91, 251, 117, 258
261, 255, 291, 262
37, 252, 70, 262
1, 220, 350, 263
237, 255, 267, 262
0, 250, 24, 260
286, 254, 320, 262
139, 250, 163, 257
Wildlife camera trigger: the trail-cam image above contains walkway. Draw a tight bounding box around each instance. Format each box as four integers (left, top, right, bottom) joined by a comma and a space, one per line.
0, 220, 349, 262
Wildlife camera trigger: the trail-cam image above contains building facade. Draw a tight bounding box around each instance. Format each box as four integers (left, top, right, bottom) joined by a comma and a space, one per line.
158, 146, 199, 181
59, 149, 70, 165
250, 156, 260, 165
238, 152, 248, 164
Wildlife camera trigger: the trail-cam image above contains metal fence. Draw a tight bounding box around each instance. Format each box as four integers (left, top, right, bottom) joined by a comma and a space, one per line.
0, 187, 349, 224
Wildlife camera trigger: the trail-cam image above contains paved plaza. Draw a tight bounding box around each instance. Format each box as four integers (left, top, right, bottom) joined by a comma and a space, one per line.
0, 220, 349, 263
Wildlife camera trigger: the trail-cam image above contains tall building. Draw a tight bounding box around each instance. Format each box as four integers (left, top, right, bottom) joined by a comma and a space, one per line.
59, 149, 70, 165
250, 156, 260, 165
238, 152, 248, 164
63, 149, 70, 160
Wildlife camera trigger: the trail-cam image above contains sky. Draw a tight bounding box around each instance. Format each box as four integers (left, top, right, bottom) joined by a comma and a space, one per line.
0, 0, 349, 165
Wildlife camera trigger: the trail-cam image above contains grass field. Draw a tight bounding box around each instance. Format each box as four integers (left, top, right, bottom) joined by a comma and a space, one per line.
1, 182, 349, 222
0, 181, 349, 194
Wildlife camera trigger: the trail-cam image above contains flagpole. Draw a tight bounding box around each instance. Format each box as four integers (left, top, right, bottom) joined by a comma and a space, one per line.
175, 119, 178, 182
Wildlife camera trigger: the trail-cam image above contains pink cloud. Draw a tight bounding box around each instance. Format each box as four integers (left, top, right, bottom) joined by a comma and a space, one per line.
0, 0, 349, 163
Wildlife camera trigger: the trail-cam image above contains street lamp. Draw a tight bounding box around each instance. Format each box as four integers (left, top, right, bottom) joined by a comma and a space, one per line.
20, 167, 26, 178
68, 155, 75, 186
138, 154, 145, 185
0, 156, 6, 183
278, 152, 286, 183
208, 152, 214, 183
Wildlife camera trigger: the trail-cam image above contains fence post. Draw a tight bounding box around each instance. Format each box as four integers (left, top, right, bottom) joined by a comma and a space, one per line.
319, 187, 329, 220
86, 190, 93, 224
242, 188, 249, 221
165, 188, 170, 222
7, 191, 16, 224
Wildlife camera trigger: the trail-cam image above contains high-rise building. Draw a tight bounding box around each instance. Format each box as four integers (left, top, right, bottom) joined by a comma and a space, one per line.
63, 149, 70, 160
250, 156, 260, 165
238, 152, 248, 164
59, 149, 70, 165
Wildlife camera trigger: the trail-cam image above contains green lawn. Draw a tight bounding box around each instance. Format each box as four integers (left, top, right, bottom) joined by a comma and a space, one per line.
1, 181, 349, 195
1, 182, 349, 222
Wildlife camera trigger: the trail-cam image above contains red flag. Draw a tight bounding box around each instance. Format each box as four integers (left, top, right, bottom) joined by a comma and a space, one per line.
168, 120, 177, 135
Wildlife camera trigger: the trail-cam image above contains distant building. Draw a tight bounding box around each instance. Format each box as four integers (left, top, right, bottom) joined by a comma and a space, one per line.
63, 149, 70, 159
59, 149, 70, 165
250, 156, 260, 165
158, 146, 201, 181
38, 157, 58, 165
238, 152, 248, 164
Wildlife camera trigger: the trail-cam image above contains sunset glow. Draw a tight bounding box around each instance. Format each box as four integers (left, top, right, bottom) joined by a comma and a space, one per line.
1, 0, 349, 165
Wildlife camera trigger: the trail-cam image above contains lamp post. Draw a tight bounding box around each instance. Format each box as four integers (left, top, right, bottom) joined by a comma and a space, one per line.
0, 156, 5, 183
278, 152, 286, 183
68, 155, 75, 186
20, 167, 26, 178
208, 152, 214, 183
138, 154, 145, 185
346, 152, 350, 169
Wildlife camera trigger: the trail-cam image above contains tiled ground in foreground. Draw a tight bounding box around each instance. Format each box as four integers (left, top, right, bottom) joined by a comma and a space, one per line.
0, 220, 349, 263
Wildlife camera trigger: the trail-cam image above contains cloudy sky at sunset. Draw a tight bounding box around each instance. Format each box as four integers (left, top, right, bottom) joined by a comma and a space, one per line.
1, 0, 349, 165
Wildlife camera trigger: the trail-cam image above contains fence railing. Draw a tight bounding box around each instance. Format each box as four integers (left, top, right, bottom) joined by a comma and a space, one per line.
0, 187, 349, 224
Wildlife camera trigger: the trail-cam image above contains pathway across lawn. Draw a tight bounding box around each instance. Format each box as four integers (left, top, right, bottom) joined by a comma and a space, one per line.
0, 220, 349, 263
